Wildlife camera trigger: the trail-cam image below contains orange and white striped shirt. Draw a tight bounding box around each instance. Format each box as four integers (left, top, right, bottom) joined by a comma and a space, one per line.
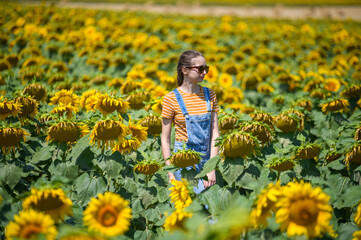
162, 87, 219, 142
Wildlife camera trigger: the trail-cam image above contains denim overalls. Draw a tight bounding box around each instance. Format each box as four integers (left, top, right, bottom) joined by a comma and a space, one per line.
173, 87, 212, 194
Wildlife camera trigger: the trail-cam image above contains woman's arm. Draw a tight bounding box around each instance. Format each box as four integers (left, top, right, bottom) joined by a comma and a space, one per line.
161, 117, 175, 182
203, 112, 220, 188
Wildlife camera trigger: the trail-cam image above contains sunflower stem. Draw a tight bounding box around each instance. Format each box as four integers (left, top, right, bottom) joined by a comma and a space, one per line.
11, 150, 16, 160
145, 175, 149, 187
277, 171, 280, 180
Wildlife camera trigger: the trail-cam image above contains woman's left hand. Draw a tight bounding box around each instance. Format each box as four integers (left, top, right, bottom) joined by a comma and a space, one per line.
203, 170, 216, 188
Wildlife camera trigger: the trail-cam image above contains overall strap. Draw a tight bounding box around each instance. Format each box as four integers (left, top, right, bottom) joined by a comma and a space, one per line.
203, 87, 212, 112
173, 88, 189, 118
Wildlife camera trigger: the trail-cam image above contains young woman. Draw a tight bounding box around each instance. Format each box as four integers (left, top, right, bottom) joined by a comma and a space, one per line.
161, 50, 220, 193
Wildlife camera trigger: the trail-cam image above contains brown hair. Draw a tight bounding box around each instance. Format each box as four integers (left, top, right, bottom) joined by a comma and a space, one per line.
177, 50, 204, 86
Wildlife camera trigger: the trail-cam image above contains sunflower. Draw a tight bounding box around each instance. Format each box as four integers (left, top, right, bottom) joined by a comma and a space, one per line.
46, 121, 89, 143
219, 114, 239, 133
50, 104, 79, 119
128, 121, 148, 142
150, 98, 163, 115
219, 130, 258, 159
267, 157, 295, 172
171, 148, 202, 168
108, 77, 124, 88
80, 89, 100, 109
340, 84, 361, 98
90, 120, 128, 149
85, 93, 103, 112
0, 96, 22, 120
120, 80, 141, 95
295, 143, 321, 160
0, 126, 29, 155
344, 142, 361, 167
50, 89, 79, 107
15, 96, 38, 118
5, 209, 58, 240
273, 96, 285, 105
294, 98, 313, 111
249, 111, 274, 127
0, 194, 3, 204
321, 98, 349, 114
242, 73, 261, 90
23, 83, 47, 102
275, 180, 335, 239
218, 73, 233, 89
257, 84, 274, 95
275, 114, 299, 133
353, 230, 361, 240
206, 66, 219, 83
22, 188, 73, 222
169, 178, 193, 210
83, 192, 132, 236
241, 121, 274, 145
354, 203, 361, 227
59, 232, 106, 240
140, 115, 162, 136
251, 181, 281, 228
325, 150, 342, 162
323, 78, 341, 92
134, 159, 161, 175
95, 93, 129, 116
112, 137, 141, 154
220, 87, 243, 104
126, 90, 150, 110
163, 209, 193, 232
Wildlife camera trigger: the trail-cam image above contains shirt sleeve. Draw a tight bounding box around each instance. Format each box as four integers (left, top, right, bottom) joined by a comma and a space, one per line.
161, 92, 175, 119
209, 89, 219, 112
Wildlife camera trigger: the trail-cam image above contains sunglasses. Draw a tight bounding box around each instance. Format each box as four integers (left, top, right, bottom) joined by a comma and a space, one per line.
185, 65, 210, 74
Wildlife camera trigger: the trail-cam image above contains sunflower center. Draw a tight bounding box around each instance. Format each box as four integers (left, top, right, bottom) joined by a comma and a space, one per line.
31, 195, 64, 211
19, 224, 42, 239
59, 96, 73, 105
290, 198, 319, 226
97, 205, 118, 227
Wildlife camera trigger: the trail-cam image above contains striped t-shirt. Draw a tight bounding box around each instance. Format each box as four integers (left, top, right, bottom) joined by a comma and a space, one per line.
162, 87, 219, 142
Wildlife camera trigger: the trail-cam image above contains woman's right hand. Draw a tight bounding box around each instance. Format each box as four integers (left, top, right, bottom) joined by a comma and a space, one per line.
168, 172, 176, 182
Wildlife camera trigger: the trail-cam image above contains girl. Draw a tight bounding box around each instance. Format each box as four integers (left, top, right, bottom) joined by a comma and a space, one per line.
161, 50, 220, 193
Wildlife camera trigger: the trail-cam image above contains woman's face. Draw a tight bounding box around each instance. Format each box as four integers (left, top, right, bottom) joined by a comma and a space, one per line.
183, 56, 207, 84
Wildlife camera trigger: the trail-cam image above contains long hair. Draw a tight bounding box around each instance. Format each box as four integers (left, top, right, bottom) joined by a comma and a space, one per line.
177, 50, 204, 86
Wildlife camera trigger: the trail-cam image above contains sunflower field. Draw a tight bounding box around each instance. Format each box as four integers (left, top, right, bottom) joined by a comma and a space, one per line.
1, 2, 361, 240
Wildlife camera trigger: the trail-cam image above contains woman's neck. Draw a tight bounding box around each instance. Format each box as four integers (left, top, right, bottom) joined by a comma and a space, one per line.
179, 82, 200, 94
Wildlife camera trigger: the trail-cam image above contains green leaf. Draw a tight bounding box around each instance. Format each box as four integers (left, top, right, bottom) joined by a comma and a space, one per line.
97, 159, 122, 178
156, 186, 169, 203
218, 158, 244, 185
0, 164, 23, 189
198, 185, 231, 216
235, 171, 258, 190
337, 223, 359, 240
339, 186, 361, 208
138, 187, 157, 209
49, 162, 79, 180
327, 160, 345, 170
31, 144, 54, 165
134, 229, 155, 240
131, 199, 144, 217
75, 173, 107, 206
143, 208, 161, 223
68, 134, 94, 170
195, 155, 220, 178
